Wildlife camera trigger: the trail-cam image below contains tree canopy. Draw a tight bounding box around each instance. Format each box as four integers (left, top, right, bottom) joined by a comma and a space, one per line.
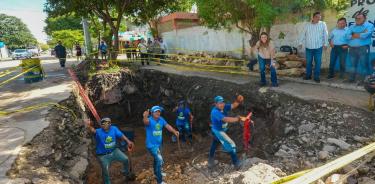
45, 0, 137, 58
49, 29, 84, 52
0, 14, 37, 50
196, 0, 349, 45
44, 14, 82, 36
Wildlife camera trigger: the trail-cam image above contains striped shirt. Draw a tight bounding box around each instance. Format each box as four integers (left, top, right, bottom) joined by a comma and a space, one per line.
299, 21, 329, 49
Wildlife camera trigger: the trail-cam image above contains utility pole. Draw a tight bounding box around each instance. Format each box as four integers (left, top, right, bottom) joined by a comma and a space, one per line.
82, 18, 92, 58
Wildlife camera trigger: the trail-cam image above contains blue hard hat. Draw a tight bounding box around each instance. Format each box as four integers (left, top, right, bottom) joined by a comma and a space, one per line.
151, 106, 164, 113
214, 96, 224, 103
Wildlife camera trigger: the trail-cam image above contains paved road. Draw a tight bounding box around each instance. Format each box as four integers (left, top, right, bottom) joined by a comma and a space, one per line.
0, 56, 76, 183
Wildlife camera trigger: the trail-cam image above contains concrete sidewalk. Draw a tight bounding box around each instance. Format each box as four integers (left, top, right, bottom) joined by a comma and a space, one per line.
0, 58, 76, 183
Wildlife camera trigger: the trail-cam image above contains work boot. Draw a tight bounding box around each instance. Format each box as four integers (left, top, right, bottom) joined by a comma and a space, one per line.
234, 160, 243, 171
208, 158, 215, 169
124, 172, 136, 181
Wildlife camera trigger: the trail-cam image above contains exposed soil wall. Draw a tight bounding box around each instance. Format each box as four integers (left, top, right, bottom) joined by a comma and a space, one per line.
83, 67, 375, 183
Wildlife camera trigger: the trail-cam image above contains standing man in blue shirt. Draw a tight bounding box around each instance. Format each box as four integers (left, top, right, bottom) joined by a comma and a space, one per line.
173, 100, 194, 145
99, 41, 108, 60
328, 18, 349, 79
208, 95, 246, 170
85, 117, 135, 184
346, 13, 374, 83
298, 12, 329, 83
143, 106, 179, 184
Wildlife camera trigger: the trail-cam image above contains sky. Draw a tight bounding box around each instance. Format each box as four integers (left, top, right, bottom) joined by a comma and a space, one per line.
0, 0, 47, 43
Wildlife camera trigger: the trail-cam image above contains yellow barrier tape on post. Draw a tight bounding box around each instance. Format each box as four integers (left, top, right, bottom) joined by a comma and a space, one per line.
0, 102, 77, 120
275, 142, 375, 184
115, 51, 247, 63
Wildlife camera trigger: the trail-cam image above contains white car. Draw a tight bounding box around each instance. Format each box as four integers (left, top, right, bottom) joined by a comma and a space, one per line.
12, 49, 32, 60
27, 47, 40, 56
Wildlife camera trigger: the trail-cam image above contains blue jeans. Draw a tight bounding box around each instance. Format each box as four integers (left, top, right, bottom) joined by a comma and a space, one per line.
305, 47, 323, 80
97, 148, 129, 184
177, 121, 192, 143
349, 46, 370, 80
258, 56, 278, 86
329, 45, 348, 77
208, 129, 239, 166
148, 147, 164, 184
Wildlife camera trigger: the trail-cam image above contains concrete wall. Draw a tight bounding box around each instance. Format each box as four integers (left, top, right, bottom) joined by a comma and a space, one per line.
162, 26, 251, 57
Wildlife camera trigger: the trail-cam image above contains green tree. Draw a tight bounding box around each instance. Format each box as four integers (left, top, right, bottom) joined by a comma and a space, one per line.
45, 0, 136, 59
44, 14, 82, 36
0, 14, 37, 50
39, 43, 50, 52
196, 0, 349, 46
49, 29, 84, 54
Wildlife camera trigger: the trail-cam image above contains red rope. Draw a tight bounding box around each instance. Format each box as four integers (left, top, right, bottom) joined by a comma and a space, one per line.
68, 69, 101, 124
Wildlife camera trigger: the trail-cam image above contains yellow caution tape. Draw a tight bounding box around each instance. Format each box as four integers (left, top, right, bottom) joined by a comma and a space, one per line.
0, 102, 77, 120
0, 66, 20, 75
0, 70, 15, 78
0, 65, 38, 87
271, 169, 312, 184
276, 142, 375, 184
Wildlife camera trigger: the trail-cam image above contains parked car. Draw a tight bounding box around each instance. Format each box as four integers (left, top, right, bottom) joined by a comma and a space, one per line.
27, 46, 40, 56
12, 49, 32, 60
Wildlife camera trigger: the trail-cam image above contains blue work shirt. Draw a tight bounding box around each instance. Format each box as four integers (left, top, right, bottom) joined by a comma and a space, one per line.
95, 126, 124, 155
145, 116, 167, 149
346, 22, 374, 47
176, 107, 191, 126
329, 27, 349, 46
99, 44, 108, 52
210, 104, 232, 131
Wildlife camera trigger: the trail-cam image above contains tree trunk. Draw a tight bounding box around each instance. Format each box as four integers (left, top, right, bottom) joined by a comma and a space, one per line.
148, 20, 159, 38
111, 29, 119, 60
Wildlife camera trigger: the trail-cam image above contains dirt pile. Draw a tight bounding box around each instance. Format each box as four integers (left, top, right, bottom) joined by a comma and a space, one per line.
7, 96, 90, 184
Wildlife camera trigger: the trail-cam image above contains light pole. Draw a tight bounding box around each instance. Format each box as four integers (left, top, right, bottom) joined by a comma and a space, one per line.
82, 18, 92, 58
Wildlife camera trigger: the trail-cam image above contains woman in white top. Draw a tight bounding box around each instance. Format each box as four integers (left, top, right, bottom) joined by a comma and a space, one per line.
252, 32, 278, 87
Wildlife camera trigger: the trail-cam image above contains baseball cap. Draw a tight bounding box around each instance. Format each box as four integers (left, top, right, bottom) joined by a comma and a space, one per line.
214, 96, 224, 103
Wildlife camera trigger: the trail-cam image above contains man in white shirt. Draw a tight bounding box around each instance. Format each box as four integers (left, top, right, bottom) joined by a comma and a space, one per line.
138, 39, 149, 66
159, 38, 168, 61
299, 12, 329, 83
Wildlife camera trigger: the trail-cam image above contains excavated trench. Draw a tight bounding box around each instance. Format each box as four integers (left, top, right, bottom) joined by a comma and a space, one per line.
79, 65, 375, 184
6, 63, 375, 184
6, 58, 375, 184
